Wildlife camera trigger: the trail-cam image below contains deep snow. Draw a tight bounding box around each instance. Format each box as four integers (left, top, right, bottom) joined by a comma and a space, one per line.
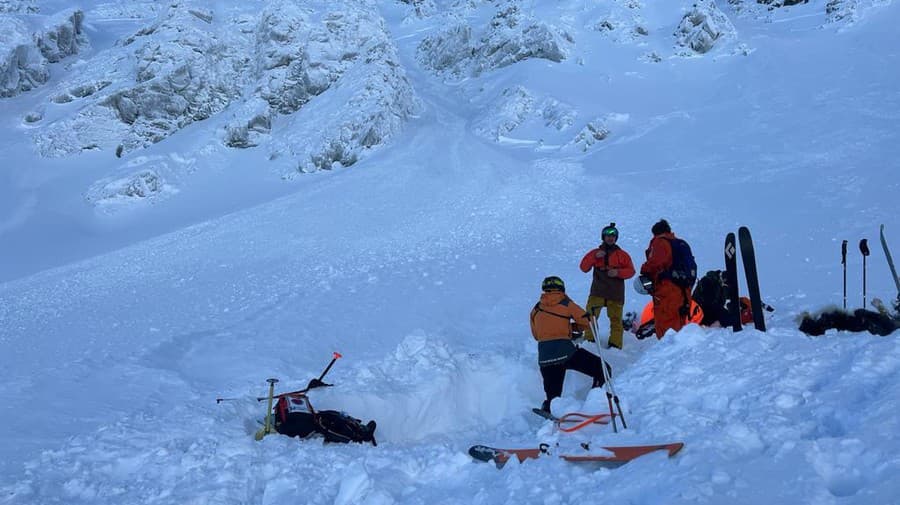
1, 1, 899, 504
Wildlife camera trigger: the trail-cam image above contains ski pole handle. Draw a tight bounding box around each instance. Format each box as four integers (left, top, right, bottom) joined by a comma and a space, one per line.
317, 352, 343, 382
859, 239, 869, 257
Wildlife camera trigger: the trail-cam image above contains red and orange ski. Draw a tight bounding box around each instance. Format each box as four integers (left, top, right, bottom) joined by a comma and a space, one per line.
469, 442, 684, 468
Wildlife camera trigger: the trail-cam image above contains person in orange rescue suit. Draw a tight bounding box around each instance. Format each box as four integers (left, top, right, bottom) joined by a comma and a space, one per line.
640, 219, 693, 339
579, 223, 635, 349
530, 276, 612, 414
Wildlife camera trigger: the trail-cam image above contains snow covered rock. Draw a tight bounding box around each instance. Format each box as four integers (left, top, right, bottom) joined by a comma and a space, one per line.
247, 0, 418, 174
568, 113, 629, 152
0, 9, 85, 98
824, 0, 889, 24
35, 9, 86, 63
0, 0, 37, 14
674, 1, 737, 55
0, 18, 47, 97
590, 0, 651, 45
397, 0, 437, 18
473, 85, 575, 142
34, 2, 249, 157
268, 38, 419, 174
418, 3, 573, 77
30, 0, 417, 175
85, 168, 174, 210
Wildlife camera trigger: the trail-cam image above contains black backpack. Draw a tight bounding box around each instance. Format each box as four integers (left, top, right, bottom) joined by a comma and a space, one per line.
274, 394, 377, 446
692, 270, 728, 326
664, 237, 697, 288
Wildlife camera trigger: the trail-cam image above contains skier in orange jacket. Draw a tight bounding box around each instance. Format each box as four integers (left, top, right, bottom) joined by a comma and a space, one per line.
530, 276, 610, 413
640, 219, 694, 339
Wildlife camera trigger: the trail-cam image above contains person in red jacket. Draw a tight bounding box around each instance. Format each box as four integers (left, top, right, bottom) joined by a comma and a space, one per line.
640, 219, 693, 339
530, 276, 611, 413
579, 223, 635, 349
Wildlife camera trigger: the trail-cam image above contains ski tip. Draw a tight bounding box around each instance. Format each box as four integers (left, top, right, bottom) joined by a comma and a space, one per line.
666, 442, 685, 457
469, 445, 507, 468
468, 445, 496, 461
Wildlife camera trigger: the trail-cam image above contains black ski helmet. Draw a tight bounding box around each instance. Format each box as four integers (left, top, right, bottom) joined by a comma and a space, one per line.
601, 222, 619, 240
542, 276, 565, 292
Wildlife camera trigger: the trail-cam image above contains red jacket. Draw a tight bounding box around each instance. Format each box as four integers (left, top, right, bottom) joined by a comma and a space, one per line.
640, 232, 676, 284
580, 244, 635, 301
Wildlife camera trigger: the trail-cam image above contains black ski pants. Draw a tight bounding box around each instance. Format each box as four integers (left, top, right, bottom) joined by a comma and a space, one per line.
540, 347, 610, 402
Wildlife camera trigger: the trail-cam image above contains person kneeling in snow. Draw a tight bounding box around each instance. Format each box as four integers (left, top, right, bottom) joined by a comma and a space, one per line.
530, 276, 612, 414
273, 391, 377, 446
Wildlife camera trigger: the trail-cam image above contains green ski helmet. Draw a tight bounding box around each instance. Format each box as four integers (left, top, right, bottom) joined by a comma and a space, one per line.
601, 222, 619, 239
541, 276, 566, 292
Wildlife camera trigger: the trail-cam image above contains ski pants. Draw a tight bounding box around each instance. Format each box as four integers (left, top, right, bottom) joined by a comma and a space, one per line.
584, 296, 625, 349
540, 347, 610, 403
653, 280, 692, 339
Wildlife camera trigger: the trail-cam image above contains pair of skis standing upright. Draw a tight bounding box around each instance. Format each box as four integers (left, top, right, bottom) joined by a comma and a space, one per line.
725, 226, 768, 332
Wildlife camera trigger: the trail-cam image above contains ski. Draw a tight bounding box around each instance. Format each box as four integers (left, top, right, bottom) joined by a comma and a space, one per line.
880, 225, 900, 297
469, 442, 684, 468
738, 226, 766, 331
724, 232, 742, 332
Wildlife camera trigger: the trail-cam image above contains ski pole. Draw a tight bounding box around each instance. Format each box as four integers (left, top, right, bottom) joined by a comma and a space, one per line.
257, 352, 343, 401
254, 377, 279, 441
588, 317, 616, 432
590, 316, 626, 431
860, 239, 870, 308
881, 224, 900, 295
589, 316, 626, 428
841, 240, 847, 310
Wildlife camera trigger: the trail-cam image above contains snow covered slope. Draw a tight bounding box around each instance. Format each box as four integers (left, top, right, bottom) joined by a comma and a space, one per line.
1, 0, 898, 504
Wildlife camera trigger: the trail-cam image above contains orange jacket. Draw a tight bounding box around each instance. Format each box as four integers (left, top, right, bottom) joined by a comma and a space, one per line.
530, 292, 590, 342
638, 299, 704, 326
640, 232, 676, 283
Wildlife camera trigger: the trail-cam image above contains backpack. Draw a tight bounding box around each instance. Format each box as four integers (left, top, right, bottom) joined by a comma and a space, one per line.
663, 237, 697, 288
692, 270, 728, 326
274, 394, 377, 445
316, 411, 377, 445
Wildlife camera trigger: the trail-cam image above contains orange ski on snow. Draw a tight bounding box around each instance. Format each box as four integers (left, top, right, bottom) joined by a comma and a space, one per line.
468, 442, 684, 468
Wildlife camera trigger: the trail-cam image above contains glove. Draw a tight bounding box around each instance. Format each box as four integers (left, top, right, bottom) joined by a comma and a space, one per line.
594, 249, 606, 259
607, 268, 618, 277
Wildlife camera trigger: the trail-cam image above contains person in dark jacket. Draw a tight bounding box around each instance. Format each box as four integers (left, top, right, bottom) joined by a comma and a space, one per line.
579, 223, 636, 349
530, 276, 612, 413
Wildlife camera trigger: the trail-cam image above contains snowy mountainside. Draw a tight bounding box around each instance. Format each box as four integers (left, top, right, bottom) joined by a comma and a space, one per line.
1, 0, 900, 504
8, 0, 418, 173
